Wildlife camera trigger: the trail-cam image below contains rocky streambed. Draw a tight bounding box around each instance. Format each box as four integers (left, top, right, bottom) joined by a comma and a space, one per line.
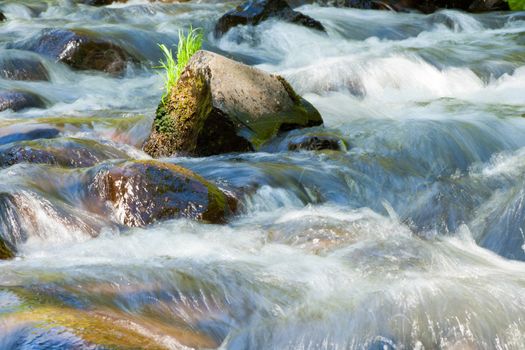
1, 0, 525, 349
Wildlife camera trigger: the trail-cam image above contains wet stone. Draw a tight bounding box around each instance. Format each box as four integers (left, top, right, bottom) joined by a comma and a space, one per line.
0, 57, 49, 81
214, 0, 325, 38
288, 135, 343, 151
0, 124, 60, 146
0, 138, 128, 168
0, 90, 46, 112
85, 160, 234, 226
16, 28, 135, 75
81, 0, 128, 5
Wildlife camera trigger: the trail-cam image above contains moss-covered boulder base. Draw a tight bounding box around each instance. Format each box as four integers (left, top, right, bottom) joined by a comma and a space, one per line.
144, 50, 323, 157
86, 160, 233, 226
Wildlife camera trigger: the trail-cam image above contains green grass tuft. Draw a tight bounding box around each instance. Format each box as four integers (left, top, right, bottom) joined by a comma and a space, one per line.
157, 27, 203, 104
508, 0, 525, 10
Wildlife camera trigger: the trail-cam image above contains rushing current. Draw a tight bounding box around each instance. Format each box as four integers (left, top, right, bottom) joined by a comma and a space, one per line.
1, 1, 525, 349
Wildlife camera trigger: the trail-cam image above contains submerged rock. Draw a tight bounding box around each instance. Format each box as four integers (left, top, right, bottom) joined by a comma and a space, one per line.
288, 135, 343, 151
468, 0, 509, 11
0, 138, 128, 168
0, 57, 49, 81
0, 12, 5, 22
0, 124, 60, 146
85, 160, 233, 226
0, 194, 17, 259
303, 0, 509, 12
0, 90, 46, 112
81, 0, 127, 5
16, 29, 135, 75
0, 191, 104, 259
143, 50, 323, 157
214, 0, 325, 37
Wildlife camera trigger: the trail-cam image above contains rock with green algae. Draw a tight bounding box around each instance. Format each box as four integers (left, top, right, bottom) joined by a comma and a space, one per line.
143, 50, 323, 157
85, 160, 235, 226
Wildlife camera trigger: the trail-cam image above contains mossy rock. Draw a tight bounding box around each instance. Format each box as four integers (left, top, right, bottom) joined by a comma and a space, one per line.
144, 50, 324, 157
85, 160, 234, 226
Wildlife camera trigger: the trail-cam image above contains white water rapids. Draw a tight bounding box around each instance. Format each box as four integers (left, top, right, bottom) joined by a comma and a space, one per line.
0, 1, 525, 349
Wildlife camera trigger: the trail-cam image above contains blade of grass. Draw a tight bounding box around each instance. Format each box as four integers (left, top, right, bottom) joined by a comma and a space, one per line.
156, 26, 203, 104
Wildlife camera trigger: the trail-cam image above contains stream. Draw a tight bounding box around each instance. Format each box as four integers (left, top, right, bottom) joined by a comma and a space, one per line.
1, 0, 525, 349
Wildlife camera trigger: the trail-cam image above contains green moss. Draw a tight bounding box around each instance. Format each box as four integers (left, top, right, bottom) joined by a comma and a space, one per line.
508, 0, 525, 10
153, 103, 175, 134
145, 69, 212, 156
276, 75, 300, 104
0, 237, 14, 259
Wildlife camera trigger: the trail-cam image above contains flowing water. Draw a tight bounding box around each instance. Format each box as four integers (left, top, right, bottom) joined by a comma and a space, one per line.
1, 1, 525, 349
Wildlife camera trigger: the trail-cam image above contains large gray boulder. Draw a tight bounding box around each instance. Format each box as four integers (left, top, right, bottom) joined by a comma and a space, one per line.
143, 50, 323, 157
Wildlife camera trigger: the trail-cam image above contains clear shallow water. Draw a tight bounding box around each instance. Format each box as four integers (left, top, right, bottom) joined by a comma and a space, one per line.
0, 1, 525, 349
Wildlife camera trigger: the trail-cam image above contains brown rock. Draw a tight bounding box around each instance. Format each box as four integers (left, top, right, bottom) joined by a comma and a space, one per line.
18, 29, 135, 75
85, 160, 234, 226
